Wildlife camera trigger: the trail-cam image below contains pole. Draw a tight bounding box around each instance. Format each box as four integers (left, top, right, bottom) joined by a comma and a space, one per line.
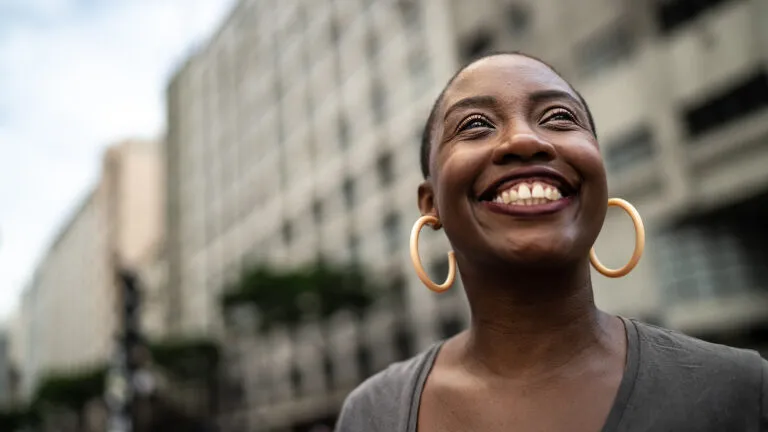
106, 269, 142, 432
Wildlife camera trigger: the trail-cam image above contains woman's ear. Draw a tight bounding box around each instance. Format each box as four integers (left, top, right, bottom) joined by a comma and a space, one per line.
417, 180, 438, 218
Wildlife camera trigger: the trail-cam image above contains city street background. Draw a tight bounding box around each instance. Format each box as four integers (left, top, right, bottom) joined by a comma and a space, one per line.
1, 0, 768, 431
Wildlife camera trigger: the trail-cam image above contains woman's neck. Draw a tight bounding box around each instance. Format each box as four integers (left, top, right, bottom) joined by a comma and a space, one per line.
454, 259, 621, 379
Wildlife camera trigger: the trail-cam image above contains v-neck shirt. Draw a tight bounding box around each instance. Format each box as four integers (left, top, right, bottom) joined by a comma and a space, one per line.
335, 317, 768, 431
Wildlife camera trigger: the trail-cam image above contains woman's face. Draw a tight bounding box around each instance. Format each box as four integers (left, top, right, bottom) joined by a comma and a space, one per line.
419, 55, 608, 268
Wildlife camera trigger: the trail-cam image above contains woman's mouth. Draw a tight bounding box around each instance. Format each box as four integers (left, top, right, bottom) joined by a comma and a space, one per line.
479, 178, 576, 216
491, 181, 564, 206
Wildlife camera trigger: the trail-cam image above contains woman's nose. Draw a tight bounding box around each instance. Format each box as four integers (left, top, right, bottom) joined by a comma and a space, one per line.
491, 128, 556, 165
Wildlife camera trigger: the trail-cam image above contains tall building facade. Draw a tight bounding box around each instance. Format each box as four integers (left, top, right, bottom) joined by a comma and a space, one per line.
14, 139, 167, 399
164, 0, 768, 429
165, 0, 462, 343
448, 0, 768, 349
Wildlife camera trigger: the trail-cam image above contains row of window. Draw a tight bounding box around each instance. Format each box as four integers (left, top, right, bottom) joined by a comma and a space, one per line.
281, 208, 402, 257
241, 312, 469, 403
657, 201, 768, 304
460, 0, 740, 78
601, 64, 768, 173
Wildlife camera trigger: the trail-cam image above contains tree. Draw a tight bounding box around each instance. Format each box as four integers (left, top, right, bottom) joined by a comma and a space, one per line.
220, 261, 381, 332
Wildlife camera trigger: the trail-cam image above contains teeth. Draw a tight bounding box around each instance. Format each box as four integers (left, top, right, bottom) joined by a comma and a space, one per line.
518, 184, 531, 199
532, 183, 544, 199
492, 181, 566, 205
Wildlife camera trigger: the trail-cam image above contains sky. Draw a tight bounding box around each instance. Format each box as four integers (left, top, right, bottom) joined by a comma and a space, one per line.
0, 0, 237, 322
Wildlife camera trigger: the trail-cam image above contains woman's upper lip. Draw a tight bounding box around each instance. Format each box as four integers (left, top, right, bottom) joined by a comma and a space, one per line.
478, 166, 577, 200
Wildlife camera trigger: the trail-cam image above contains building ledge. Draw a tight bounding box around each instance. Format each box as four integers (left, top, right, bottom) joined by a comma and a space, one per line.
664, 292, 768, 335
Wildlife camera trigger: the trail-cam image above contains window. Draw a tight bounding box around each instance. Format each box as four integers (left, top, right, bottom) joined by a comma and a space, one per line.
460, 31, 494, 63
307, 134, 317, 163
408, 42, 431, 93
305, 85, 315, 119
394, 322, 414, 360
322, 351, 335, 390
605, 126, 656, 173
356, 344, 373, 378
397, 0, 421, 30
342, 177, 356, 209
683, 70, 768, 138
273, 73, 283, 105
338, 113, 349, 149
655, 0, 733, 34
366, 28, 379, 62
389, 274, 406, 304
278, 148, 289, 190
370, 80, 387, 123
312, 199, 323, 224
329, 14, 340, 44
334, 51, 344, 87
348, 234, 360, 262
440, 316, 465, 339
506, 3, 531, 36
429, 259, 452, 295
577, 24, 635, 78
289, 364, 303, 397
282, 220, 293, 246
383, 212, 401, 253
376, 152, 394, 187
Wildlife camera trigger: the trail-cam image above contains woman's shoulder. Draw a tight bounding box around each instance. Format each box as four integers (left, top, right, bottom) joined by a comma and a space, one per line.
630, 318, 765, 370
334, 342, 442, 431
629, 318, 767, 407
615, 319, 768, 429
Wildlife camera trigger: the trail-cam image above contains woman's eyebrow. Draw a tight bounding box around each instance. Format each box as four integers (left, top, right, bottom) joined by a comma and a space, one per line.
443, 95, 500, 121
528, 89, 585, 111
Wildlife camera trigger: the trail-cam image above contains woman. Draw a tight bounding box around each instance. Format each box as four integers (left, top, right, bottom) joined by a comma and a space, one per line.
335, 52, 768, 431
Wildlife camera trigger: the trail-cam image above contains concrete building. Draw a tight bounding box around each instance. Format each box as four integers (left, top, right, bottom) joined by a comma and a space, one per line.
447, 0, 768, 351
0, 331, 13, 407
165, 0, 460, 341
165, 0, 768, 429
14, 139, 167, 399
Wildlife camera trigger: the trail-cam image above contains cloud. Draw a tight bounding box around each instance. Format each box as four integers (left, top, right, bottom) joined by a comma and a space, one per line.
0, 0, 236, 321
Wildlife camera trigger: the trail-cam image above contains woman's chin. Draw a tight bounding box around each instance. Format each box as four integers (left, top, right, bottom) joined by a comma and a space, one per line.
491, 240, 583, 270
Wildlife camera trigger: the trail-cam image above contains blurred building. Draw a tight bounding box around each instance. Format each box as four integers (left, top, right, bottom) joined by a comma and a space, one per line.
164, 0, 768, 429
165, 0, 461, 342
6, 310, 25, 405
446, 0, 768, 352
0, 331, 13, 407
165, 0, 462, 428
13, 139, 167, 400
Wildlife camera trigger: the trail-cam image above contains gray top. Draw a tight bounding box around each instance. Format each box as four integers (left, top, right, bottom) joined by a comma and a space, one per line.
335, 318, 768, 431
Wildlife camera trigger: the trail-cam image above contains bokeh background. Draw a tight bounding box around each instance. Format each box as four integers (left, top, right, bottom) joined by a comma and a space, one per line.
1, 0, 768, 431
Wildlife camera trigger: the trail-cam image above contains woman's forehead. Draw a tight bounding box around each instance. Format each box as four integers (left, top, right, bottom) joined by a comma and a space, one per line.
443, 55, 575, 105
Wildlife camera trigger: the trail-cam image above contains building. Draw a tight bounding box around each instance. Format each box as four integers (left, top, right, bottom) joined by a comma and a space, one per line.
164, 0, 768, 429
104, 140, 169, 340
446, 0, 768, 353
165, 0, 461, 343
14, 139, 167, 399
0, 331, 13, 407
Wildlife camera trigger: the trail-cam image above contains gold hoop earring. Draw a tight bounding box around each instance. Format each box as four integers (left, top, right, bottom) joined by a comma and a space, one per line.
590, 198, 645, 278
409, 215, 457, 293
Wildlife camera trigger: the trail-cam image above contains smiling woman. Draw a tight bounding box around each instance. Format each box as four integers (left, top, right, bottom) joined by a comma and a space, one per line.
334, 52, 768, 432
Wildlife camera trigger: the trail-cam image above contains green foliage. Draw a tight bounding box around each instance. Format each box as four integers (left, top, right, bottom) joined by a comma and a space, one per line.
0, 406, 37, 431
149, 337, 219, 382
33, 364, 107, 411
220, 262, 380, 331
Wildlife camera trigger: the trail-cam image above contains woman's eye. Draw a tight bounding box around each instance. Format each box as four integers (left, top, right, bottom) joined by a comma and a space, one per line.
459, 116, 492, 131
543, 108, 576, 124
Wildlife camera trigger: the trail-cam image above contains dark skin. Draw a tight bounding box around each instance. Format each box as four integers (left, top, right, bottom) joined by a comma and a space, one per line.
416, 55, 628, 431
